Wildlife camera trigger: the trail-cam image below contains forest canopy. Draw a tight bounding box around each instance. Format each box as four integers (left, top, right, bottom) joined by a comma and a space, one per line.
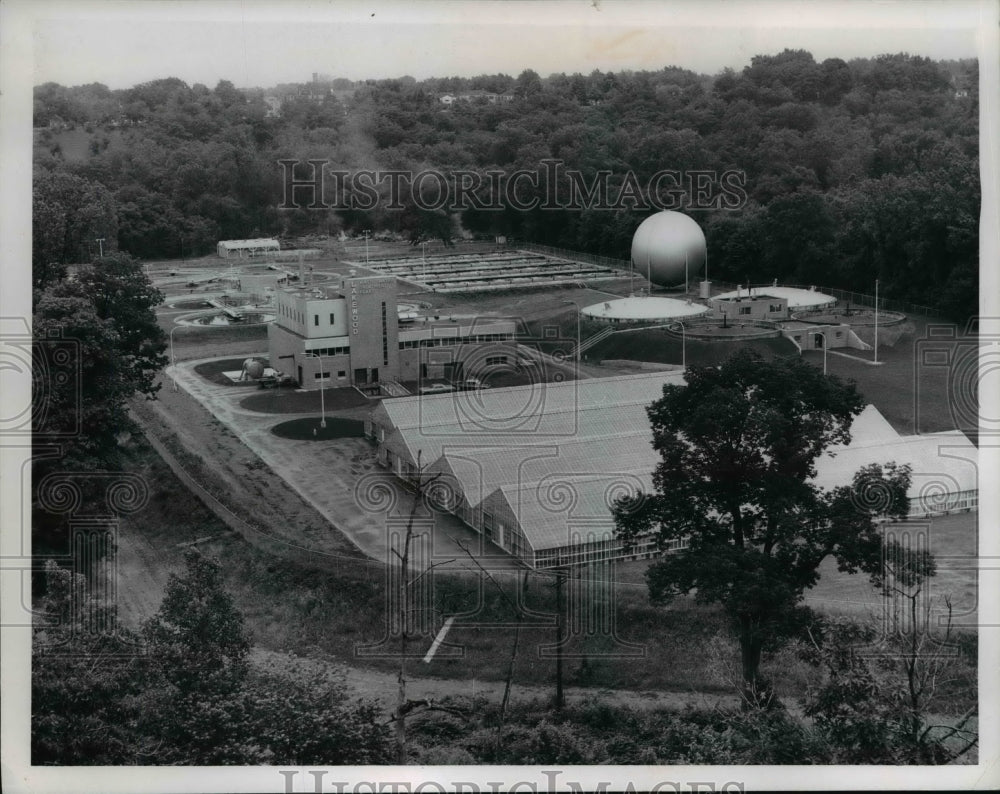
33, 51, 979, 322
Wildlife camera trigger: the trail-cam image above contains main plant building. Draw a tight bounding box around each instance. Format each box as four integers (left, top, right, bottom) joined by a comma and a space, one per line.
366, 375, 977, 570
268, 274, 516, 391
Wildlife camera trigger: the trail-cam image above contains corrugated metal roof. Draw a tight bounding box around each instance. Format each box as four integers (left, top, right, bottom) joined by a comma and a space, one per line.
376, 374, 978, 556
219, 238, 280, 248
488, 472, 654, 550
422, 431, 658, 507
814, 431, 977, 498
829, 403, 907, 449
372, 371, 686, 438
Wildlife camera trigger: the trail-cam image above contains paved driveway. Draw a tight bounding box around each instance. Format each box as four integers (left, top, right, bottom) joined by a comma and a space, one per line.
168, 358, 523, 573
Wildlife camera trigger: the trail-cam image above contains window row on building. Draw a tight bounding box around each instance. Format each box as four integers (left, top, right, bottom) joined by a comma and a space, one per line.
908, 488, 978, 517
304, 346, 350, 357
397, 332, 516, 350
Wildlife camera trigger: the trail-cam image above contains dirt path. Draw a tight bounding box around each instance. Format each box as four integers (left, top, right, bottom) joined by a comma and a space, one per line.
251, 647, 739, 715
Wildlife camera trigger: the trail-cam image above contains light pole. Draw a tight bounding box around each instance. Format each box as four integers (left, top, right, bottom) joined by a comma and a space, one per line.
363, 229, 371, 266
422, 241, 427, 281
317, 352, 327, 428
561, 300, 581, 366
95, 238, 105, 258
873, 278, 879, 364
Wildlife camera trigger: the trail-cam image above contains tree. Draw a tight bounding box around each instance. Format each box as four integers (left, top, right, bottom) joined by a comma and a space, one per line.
32, 253, 166, 471
32, 561, 156, 765
613, 349, 914, 705
514, 68, 543, 99
33, 168, 118, 287
72, 252, 168, 400
34, 555, 392, 765
802, 609, 977, 763
32, 281, 133, 464
144, 550, 251, 695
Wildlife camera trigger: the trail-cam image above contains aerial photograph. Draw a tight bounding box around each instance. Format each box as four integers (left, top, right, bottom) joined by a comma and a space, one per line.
2, 0, 996, 792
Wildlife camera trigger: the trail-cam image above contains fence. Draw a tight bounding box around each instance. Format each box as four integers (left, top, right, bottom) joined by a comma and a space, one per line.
517, 242, 632, 273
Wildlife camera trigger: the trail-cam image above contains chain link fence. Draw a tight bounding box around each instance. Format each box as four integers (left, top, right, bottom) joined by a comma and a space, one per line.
517, 242, 632, 273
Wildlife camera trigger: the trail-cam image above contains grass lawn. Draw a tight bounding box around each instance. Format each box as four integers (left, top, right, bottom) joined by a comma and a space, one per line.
169, 298, 215, 311
120, 434, 745, 694
800, 314, 976, 441
589, 328, 799, 367
270, 416, 365, 440
116, 433, 976, 714
806, 511, 979, 625
193, 357, 258, 385
165, 322, 268, 350
241, 385, 372, 414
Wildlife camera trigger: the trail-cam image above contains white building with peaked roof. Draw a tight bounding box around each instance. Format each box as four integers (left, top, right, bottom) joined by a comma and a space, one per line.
367, 376, 978, 569
217, 238, 281, 259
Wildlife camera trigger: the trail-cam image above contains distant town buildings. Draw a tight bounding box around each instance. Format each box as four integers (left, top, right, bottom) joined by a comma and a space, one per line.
263, 96, 282, 118
439, 90, 515, 105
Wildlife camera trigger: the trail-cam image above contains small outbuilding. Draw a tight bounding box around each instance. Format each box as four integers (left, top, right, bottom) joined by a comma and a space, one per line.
217, 239, 281, 259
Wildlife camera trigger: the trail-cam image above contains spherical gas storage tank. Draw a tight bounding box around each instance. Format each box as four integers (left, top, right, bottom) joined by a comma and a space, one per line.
630, 211, 707, 287
243, 358, 265, 380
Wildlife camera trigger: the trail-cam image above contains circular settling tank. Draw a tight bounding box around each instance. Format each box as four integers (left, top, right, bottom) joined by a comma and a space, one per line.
581, 296, 709, 324
178, 311, 276, 326
712, 286, 835, 311
630, 211, 707, 287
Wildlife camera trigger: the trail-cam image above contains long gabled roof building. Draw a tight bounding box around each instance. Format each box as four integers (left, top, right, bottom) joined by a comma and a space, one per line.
367, 374, 978, 569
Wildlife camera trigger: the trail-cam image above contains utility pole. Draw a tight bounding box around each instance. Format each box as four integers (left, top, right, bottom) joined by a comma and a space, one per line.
874, 279, 879, 364
392, 451, 448, 765
554, 568, 565, 710
95, 238, 105, 258
318, 353, 326, 428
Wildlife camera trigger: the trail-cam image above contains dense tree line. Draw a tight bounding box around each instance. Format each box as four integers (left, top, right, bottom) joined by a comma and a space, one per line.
32, 251, 168, 559
34, 550, 975, 765
34, 51, 978, 321
33, 552, 391, 764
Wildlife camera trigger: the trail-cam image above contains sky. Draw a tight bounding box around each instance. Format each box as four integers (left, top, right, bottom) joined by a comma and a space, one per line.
19, 0, 987, 90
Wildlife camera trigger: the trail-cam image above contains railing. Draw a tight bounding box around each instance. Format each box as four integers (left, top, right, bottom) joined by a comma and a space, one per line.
573, 326, 614, 356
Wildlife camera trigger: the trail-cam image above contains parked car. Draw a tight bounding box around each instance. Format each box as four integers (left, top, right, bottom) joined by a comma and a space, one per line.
419, 383, 454, 394
455, 378, 490, 391
258, 373, 297, 389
